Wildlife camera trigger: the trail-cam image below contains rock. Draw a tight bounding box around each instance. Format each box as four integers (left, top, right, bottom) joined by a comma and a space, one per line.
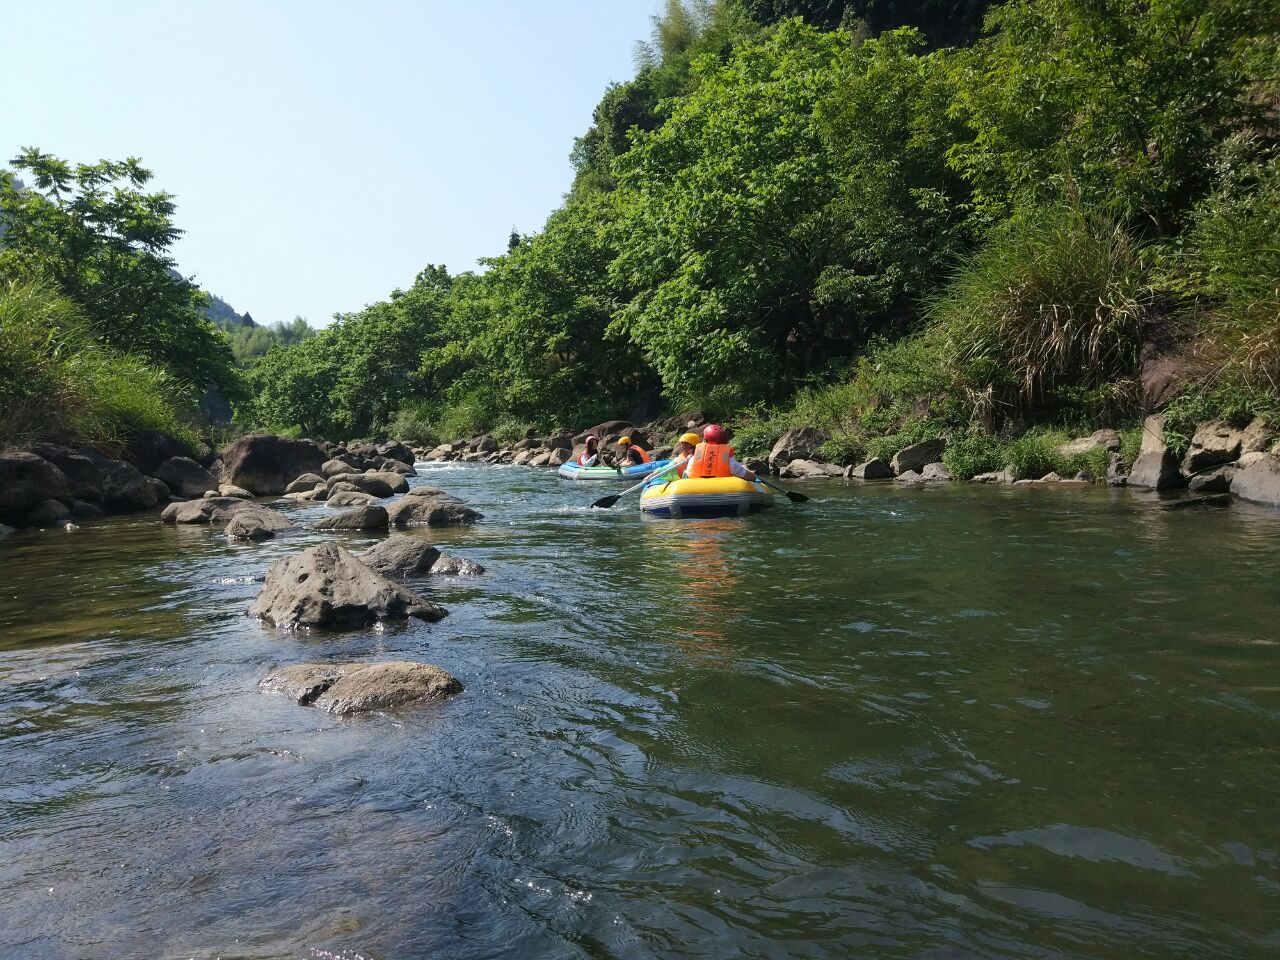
226, 512, 277, 541
375, 458, 416, 476
891, 439, 946, 475
361, 471, 411, 494
1231, 453, 1280, 508
1181, 421, 1242, 474
1188, 464, 1236, 493
153, 457, 218, 499
512, 450, 535, 465
202, 489, 220, 498
376, 441, 415, 465
123, 430, 189, 474
545, 433, 573, 451
248, 544, 446, 628
527, 451, 552, 467
921, 462, 952, 481
326, 490, 378, 508
27, 499, 71, 526
218, 483, 254, 499
0, 452, 69, 517
1239, 418, 1275, 455
547, 448, 571, 467
285, 474, 326, 494
768, 427, 830, 466
361, 536, 442, 579
1106, 452, 1128, 487
405, 486, 450, 498
471, 434, 498, 453
314, 505, 389, 531
311, 661, 462, 715
430, 553, 485, 576
1054, 429, 1122, 458
1139, 340, 1208, 411
575, 420, 633, 444
1127, 415, 1185, 490
28, 443, 102, 500
1073, 471, 1094, 482
220, 434, 327, 495
1040, 471, 1064, 482
321, 457, 360, 478
1238, 451, 1269, 468
1162, 494, 1233, 510
896, 470, 924, 483
258, 663, 348, 704
69, 499, 104, 519
90, 456, 163, 511
781, 458, 844, 479
972, 469, 1015, 483
326, 473, 394, 498
161, 497, 294, 531
386, 496, 481, 528
846, 458, 894, 480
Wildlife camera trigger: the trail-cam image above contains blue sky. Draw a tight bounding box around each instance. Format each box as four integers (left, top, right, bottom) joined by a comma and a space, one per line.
2, 1, 660, 326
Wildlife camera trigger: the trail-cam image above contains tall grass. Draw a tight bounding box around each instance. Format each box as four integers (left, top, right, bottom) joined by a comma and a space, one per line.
931, 202, 1156, 417
0, 279, 197, 452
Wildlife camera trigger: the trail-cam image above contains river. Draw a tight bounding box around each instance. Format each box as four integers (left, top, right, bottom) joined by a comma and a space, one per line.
1, 462, 1278, 959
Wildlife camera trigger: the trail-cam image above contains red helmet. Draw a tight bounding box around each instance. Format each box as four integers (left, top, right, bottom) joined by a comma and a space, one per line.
703, 423, 728, 444
584, 435, 598, 447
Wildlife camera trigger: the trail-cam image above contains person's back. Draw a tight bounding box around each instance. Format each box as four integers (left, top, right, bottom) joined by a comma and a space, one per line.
616, 436, 650, 466
681, 424, 757, 482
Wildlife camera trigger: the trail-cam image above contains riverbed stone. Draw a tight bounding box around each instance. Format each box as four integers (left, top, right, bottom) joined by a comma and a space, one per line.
891, 439, 946, 475
90, 457, 164, 511
361, 470, 411, 494
218, 483, 254, 499
1127, 415, 1185, 490
28, 443, 102, 500
1054, 429, 1123, 458
226, 512, 277, 541
27, 499, 71, 526
361, 536, 442, 579
326, 490, 377, 508
921, 462, 952, 481
769, 427, 829, 467
1231, 453, 1280, 508
846, 458, 893, 480
321, 457, 359, 477
527, 451, 553, 467
326, 473, 395, 498
285, 473, 326, 494
386, 496, 482, 528
781, 458, 843, 479
376, 441, 416, 466
1188, 464, 1236, 493
1240, 418, 1275, 455
896, 470, 924, 483
220, 434, 327, 495
314, 505, 389, 531
1182, 421, 1243, 474
162, 497, 294, 531
248, 544, 445, 629
547, 448, 571, 467
311, 661, 463, 715
153, 456, 218, 499
0, 452, 69, 517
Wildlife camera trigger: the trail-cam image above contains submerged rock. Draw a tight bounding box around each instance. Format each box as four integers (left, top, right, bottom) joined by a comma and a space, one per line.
260, 660, 462, 715
248, 543, 446, 629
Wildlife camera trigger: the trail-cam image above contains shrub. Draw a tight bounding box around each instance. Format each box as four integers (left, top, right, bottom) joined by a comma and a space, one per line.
931, 202, 1156, 417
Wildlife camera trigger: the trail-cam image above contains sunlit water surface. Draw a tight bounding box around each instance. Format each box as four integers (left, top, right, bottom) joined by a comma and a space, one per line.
1, 463, 1278, 959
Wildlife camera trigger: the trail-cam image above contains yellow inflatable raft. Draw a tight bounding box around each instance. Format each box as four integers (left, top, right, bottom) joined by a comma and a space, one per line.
639, 476, 774, 518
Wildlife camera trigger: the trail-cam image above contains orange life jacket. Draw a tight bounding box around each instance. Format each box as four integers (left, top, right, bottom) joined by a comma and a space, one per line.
687, 442, 733, 478
625, 444, 651, 465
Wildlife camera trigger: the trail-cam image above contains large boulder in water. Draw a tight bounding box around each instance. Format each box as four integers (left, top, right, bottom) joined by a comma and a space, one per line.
1128, 415, 1186, 490
363, 470, 411, 494
891, 439, 946, 475
361, 535, 486, 579
376, 440, 415, 465
1181, 421, 1243, 474
153, 456, 218, 499
28, 443, 103, 501
781, 458, 843, 479
220, 434, 326, 496
0, 452, 69, 517
259, 660, 462, 715
1231, 453, 1280, 507
386, 494, 481, 528
248, 543, 446, 628
88, 455, 163, 511
313, 505, 389, 531
325, 473, 395, 498
769, 427, 829, 466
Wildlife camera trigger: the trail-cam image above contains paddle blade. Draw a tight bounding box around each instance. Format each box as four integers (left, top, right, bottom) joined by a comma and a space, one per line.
784, 489, 811, 503
591, 494, 622, 509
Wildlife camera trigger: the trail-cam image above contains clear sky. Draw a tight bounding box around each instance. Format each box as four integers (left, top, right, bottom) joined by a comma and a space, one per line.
2, 0, 660, 326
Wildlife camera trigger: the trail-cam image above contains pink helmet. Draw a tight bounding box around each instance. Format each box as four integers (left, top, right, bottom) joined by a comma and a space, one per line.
703, 423, 728, 444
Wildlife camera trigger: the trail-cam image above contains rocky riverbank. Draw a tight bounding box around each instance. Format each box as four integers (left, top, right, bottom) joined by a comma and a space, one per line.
415, 413, 1280, 510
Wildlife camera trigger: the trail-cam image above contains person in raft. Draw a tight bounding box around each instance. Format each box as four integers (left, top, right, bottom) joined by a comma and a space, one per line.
680, 424, 759, 482
577, 435, 601, 467
616, 435, 651, 467
654, 432, 700, 481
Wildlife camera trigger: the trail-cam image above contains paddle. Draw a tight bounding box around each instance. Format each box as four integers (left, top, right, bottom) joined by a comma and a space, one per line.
591, 459, 687, 509
755, 474, 810, 504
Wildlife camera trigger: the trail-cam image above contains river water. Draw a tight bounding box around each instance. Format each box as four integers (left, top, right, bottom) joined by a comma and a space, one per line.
1, 463, 1278, 959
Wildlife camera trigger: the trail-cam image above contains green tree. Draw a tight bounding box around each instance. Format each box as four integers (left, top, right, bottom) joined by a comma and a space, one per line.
0, 149, 238, 393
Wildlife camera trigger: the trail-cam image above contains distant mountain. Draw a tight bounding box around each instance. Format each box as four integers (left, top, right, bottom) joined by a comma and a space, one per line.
167, 267, 255, 330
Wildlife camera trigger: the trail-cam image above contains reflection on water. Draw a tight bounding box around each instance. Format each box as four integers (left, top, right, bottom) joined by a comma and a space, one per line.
1, 466, 1278, 959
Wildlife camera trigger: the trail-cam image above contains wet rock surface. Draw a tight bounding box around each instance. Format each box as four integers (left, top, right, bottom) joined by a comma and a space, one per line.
260, 661, 462, 715
161, 497, 294, 531
248, 543, 446, 629
313, 505, 389, 531
386, 495, 482, 528
220, 434, 327, 495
